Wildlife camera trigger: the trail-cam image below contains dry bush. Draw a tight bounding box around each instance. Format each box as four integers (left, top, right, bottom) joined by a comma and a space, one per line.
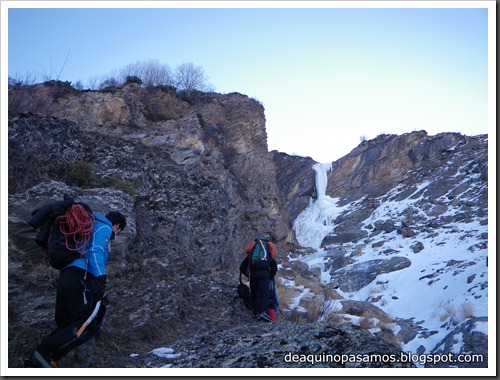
376, 310, 395, 325
359, 312, 374, 329
322, 313, 345, 324
459, 301, 475, 319
291, 272, 308, 288
276, 262, 343, 324
275, 275, 298, 308
302, 297, 325, 321
322, 284, 342, 300
439, 301, 455, 321
378, 321, 395, 335
384, 335, 403, 350
371, 320, 403, 350
439, 300, 475, 324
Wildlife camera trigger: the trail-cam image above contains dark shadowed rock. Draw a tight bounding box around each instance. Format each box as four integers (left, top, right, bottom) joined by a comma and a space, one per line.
331, 257, 412, 292
426, 317, 487, 368
272, 151, 316, 224
161, 322, 415, 368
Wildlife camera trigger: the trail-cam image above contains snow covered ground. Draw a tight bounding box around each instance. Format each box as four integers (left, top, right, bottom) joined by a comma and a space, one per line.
288, 162, 490, 362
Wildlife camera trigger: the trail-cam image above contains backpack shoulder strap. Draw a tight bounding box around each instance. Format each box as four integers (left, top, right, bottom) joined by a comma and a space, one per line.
257, 239, 268, 260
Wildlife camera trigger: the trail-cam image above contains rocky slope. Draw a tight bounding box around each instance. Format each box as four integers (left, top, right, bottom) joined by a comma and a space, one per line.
6, 81, 489, 369
148, 322, 415, 368
8, 82, 294, 368
279, 131, 489, 368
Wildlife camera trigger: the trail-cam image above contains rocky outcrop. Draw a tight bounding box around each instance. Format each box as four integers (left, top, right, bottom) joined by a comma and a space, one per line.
314, 131, 488, 246
158, 322, 414, 368
330, 257, 412, 292
9, 83, 293, 256
7, 83, 296, 368
427, 317, 488, 368
272, 151, 316, 223
327, 132, 428, 204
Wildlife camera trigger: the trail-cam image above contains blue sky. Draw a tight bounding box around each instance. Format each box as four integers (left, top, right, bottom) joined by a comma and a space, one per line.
4, 1, 494, 163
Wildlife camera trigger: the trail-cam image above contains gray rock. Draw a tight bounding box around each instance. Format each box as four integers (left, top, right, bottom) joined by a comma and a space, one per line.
394, 319, 418, 344
427, 317, 488, 368
165, 322, 415, 368
331, 257, 412, 292
397, 227, 417, 238
321, 230, 368, 246
373, 220, 398, 234
339, 300, 393, 322
372, 240, 385, 248
410, 241, 425, 253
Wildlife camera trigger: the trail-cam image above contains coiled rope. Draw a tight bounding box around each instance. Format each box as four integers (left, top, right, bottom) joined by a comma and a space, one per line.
55, 204, 95, 254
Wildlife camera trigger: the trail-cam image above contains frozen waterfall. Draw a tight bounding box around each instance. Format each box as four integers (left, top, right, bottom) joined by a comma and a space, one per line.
293, 162, 344, 249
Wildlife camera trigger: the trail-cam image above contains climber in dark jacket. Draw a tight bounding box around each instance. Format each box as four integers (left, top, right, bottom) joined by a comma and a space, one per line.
240, 237, 278, 322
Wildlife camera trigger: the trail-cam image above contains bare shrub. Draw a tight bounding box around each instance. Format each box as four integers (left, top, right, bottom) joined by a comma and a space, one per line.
458, 301, 475, 320
118, 59, 174, 87
440, 300, 475, 324
359, 312, 374, 329
439, 300, 455, 322
174, 62, 213, 96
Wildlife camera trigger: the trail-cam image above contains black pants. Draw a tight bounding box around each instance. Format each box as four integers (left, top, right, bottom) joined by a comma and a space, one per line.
36, 267, 105, 362
249, 269, 271, 316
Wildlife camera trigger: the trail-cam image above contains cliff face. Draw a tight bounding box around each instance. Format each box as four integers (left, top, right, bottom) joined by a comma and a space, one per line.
8, 83, 296, 368
326, 131, 487, 204
7, 82, 488, 369
280, 132, 488, 368
320, 131, 488, 246
9, 82, 293, 255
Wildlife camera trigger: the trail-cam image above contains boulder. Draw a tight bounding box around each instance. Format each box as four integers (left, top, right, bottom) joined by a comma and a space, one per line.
165, 322, 415, 368
426, 317, 487, 368
331, 257, 412, 292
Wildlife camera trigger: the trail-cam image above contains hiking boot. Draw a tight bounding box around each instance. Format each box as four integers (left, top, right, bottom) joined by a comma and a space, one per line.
258, 312, 272, 322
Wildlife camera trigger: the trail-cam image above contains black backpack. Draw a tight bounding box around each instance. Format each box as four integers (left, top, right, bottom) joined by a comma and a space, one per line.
46, 204, 94, 270
30, 197, 94, 270
46, 220, 82, 270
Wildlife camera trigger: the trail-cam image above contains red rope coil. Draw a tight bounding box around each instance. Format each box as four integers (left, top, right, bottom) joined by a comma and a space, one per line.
55, 204, 95, 254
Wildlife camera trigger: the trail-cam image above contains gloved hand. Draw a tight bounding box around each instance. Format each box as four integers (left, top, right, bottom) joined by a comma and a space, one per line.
92, 275, 107, 301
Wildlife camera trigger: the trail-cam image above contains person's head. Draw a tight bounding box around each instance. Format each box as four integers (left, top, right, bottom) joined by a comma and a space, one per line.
105, 211, 127, 235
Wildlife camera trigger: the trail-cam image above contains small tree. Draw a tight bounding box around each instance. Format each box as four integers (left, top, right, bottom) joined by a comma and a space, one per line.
118, 59, 173, 87
73, 80, 84, 90
173, 62, 212, 96
40, 49, 71, 82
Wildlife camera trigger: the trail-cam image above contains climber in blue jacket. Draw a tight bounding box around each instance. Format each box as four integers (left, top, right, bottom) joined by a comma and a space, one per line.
26, 202, 126, 368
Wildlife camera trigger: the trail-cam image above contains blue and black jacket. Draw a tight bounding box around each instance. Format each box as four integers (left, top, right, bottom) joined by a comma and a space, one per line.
66, 214, 113, 278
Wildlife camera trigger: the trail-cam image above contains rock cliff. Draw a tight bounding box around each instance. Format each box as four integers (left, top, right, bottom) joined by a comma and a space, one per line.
8, 82, 295, 368
7, 81, 488, 369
